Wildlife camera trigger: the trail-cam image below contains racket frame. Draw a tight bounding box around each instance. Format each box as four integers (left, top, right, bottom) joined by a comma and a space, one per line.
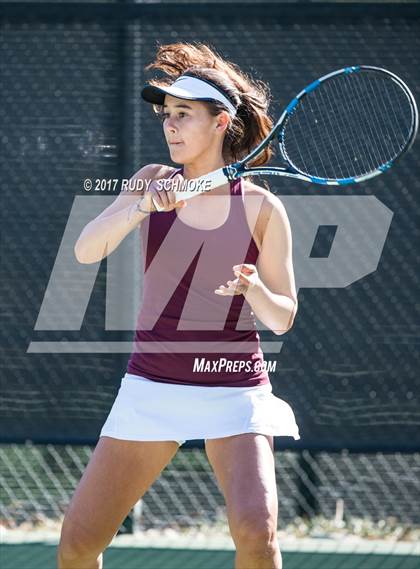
235, 65, 418, 186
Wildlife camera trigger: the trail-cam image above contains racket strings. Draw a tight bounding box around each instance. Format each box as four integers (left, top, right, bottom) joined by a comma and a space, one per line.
344, 75, 381, 174
326, 78, 359, 176
363, 76, 396, 165
346, 75, 386, 174
282, 70, 414, 180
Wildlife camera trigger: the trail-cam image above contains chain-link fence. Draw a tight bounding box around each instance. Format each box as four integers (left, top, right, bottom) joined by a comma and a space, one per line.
1, 443, 420, 544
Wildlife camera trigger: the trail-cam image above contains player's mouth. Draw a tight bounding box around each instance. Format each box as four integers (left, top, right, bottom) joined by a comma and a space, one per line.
169, 141, 184, 146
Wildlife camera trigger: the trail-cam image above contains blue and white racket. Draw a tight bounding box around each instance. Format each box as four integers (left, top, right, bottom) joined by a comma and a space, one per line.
152, 66, 418, 211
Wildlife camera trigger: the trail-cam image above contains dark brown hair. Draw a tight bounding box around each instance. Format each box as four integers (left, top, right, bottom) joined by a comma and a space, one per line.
145, 42, 274, 167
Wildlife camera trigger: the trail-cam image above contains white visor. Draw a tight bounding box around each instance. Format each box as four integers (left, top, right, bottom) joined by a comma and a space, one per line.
141, 74, 237, 117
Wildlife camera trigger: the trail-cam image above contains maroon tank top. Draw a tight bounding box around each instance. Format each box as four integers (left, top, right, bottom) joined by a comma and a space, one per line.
127, 168, 269, 387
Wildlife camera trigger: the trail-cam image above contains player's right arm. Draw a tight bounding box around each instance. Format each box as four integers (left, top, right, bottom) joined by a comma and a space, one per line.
74, 164, 185, 264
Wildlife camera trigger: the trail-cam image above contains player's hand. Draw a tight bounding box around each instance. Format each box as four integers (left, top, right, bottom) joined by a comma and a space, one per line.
214, 264, 260, 296
138, 173, 188, 213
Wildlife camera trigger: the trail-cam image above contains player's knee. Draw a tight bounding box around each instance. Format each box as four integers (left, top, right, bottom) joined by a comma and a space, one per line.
57, 518, 102, 565
233, 511, 278, 551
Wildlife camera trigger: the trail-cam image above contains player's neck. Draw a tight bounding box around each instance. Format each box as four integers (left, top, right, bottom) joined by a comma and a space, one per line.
182, 155, 226, 185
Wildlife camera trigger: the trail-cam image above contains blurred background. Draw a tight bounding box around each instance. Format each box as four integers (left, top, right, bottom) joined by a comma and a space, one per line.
1, 0, 419, 567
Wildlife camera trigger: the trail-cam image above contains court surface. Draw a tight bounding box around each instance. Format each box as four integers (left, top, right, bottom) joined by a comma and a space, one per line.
2, 543, 419, 569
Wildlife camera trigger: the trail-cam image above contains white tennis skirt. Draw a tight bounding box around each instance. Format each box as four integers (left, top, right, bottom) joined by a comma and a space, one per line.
100, 372, 300, 446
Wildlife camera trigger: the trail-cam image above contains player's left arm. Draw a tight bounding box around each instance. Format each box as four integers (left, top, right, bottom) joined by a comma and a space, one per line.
242, 194, 298, 335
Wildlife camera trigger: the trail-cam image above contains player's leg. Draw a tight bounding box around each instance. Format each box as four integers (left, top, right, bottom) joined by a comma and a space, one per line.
57, 436, 180, 569
205, 433, 281, 569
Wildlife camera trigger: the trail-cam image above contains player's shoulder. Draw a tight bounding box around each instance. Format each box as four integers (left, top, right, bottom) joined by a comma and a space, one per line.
242, 180, 290, 248
131, 163, 177, 181
242, 179, 285, 215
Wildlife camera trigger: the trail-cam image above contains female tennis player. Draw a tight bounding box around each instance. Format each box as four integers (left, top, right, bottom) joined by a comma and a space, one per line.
58, 42, 300, 569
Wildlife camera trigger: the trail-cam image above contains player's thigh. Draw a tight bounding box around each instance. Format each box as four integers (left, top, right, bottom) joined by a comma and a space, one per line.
205, 433, 278, 542
60, 437, 179, 554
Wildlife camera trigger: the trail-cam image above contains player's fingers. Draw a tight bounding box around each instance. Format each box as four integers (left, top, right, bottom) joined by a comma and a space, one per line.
234, 269, 258, 290
234, 271, 249, 283
173, 173, 185, 187
214, 286, 228, 295
161, 186, 172, 209
164, 174, 185, 210
150, 187, 164, 211
173, 174, 187, 208
233, 263, 256, 273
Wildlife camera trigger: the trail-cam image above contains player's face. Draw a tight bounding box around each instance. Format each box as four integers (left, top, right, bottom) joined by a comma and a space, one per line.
161, 95, 225, 164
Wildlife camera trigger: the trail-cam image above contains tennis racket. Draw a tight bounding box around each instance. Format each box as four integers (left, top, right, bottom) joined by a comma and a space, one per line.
152, 65, 418, 212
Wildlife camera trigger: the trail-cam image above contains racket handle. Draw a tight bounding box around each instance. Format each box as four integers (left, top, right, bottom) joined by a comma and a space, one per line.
152, 167, 229, 212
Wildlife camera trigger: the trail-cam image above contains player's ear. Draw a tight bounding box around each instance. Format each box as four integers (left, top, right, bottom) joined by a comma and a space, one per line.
215, 110, 230, 133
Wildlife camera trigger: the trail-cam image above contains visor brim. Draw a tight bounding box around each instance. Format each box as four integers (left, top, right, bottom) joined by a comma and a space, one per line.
141, 84, 217, 106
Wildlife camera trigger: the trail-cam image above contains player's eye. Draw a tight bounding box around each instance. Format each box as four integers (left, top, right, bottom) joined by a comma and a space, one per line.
159, 111, 187, 122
